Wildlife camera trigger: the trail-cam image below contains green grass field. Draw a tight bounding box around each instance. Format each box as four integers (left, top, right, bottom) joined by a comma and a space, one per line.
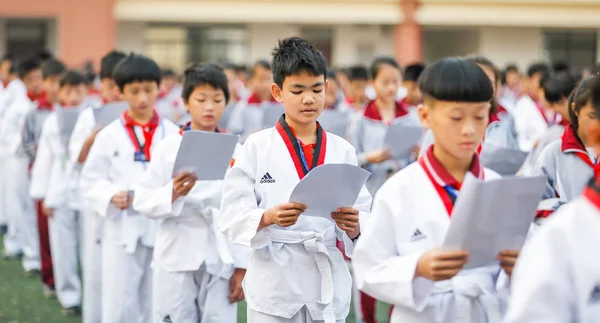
0, 237, 390, 323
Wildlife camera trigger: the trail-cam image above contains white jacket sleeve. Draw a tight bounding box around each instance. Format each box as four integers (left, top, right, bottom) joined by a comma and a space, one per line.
133, 140, 186, 219
503, 221, 574, 323
29, 119, 53, 200
68, 109, 93, 172
218, 138, 271, 249
352, 194, 434, 311
80, 131, 121, 218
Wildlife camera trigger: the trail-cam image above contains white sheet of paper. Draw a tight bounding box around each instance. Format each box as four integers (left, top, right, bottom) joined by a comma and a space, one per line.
318, 109, 349, 138
443, 173, 546, 269
57, 108, 81, 143
261, 103, 284, 129
480, 143, 528, 175
383, 121, 424, 160
93, 101, 128, 128
172, 130, 239, 180
288, 164, 370, 220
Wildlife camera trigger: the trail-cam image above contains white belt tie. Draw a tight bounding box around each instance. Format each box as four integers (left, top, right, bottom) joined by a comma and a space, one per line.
431, 273, 502, 323
270, 228, 337, 323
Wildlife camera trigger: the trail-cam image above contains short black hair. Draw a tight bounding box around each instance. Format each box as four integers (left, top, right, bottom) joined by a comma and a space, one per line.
370, 56, 401, 80
419, 57, 494, 104
505, 64, 519, 73
326, 68, 338, 83
16, 58, 41, 79
250, 59, 272, 78
572, 75, 599, 134
592, 76, 600, 118
37, 50, 53, 62
161, 68, 176, 78
84, 72, 96, 85
42, 59, 66, 79
271, 37, 328, 88
527, 62, 551, 78
543, 72, 577, 104
552, 61, 570, 74
181, 63, 230, 104
1, 54, 12, 63
59, 70, 86, 88
100, 50, 126, 80
404, 63, 425, 82
348, 65, 369, 81
112, 53, 161, 91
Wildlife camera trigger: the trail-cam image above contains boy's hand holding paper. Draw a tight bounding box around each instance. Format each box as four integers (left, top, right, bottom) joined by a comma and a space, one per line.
331, 207, 360, 237
416, 247, 469, 281
111, 190, 131, 210
172, 171, 198, 202
260, 202, 307, 229
288, 164, 370, 221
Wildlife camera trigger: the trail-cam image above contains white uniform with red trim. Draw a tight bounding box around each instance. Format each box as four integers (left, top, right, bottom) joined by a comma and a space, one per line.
132, 129, 249, 323
353, 146, 509, 323
218, 116, 372, 323
532, 125, 596, 220
80, 111, 179, 323
504, 179, 600, 323
513, 95, 561, 152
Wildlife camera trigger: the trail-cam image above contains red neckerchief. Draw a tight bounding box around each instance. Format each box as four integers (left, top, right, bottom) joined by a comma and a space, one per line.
418, 145, 484, 216
489, 111, 500, 125
2, 80, 8, 88
583, 178, 600, 210
122, 110, 159, 161
27, 91, 42, 102
102, 97, 110, 104
157, 89, 169, 100
36, 92, 53, 111
247, 92, 276, 105
363, 100, 409, 124
275, 115, 327, 180
559, 118, 570, 127
497, 103, 508, 115
88, 88, 100, 96
561, 124, 600, 176
345, 96, 355, 105
535, 100, 559, 126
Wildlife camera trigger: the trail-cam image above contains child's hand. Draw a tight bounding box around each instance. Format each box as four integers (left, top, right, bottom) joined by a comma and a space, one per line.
111, 191, 131, 210
41, 201, 53, 218
228, 268, 246, 303
172, 171, 198, 202
498, 249, 520, 277
416, 247, 469, 281
366, 149, 392, 164
261, 202, 307, 229
331, 207, 360, 238
85, 128, 101, 146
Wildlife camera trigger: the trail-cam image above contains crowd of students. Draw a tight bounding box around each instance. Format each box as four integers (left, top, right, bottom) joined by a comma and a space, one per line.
0, 36, 599, 323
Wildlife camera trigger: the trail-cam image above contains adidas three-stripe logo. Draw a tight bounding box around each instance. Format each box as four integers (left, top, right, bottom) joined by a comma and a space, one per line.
410, 228, 425, 241
260, 172, 275, 184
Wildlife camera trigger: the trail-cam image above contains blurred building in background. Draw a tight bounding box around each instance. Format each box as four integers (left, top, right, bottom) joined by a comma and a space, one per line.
1, 0, 600, 72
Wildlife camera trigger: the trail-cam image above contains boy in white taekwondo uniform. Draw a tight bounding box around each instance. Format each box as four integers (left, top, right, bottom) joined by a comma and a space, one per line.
0, 54, 13, 232
513, 63, 556, 152
80, 54, 180, 323
532, 75, 597, 221
219, 37, 372, 323
68, 49, 126, 323
0, 58, 42, 272
133, 63, 249, 323
503, 76, 600, 323
30, 70, 88, 316
353, 58, 518, 323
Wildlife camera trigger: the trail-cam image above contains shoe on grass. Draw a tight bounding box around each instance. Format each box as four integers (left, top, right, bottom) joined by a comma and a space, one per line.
42, 284, 56, 299
24, 269, 41, 278
61, 306, 81, 317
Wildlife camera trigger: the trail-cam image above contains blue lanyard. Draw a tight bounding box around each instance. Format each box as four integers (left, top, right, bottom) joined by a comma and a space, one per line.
297, 140, 310, 171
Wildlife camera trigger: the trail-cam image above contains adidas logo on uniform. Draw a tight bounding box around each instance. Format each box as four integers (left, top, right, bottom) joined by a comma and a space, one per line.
260, 172, 275, 184
163, 315, 173, 323
589, 284, 600, 304
410, 228, 426, 241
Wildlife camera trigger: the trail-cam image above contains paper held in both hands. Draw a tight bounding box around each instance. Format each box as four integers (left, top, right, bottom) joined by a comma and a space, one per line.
443, 173, 546, 269
172, 130, 239, 180
383, 121, 424, 160
479, 143, 528, 175
93, 101, 128, 128
288, 164, 370, 220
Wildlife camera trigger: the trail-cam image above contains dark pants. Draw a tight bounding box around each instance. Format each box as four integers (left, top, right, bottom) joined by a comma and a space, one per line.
36, 200, 54, 287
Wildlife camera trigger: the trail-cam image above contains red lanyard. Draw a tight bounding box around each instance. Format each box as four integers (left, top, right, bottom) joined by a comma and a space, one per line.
124, 124, 157, 161
573, 151, 600, 177
418, 158, 485, 217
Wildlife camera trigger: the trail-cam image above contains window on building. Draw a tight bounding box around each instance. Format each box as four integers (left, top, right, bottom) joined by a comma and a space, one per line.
145, 24, 248, 72
6, 20, 47, 58
302, 27, 333, 64
543, 30, 597, 73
